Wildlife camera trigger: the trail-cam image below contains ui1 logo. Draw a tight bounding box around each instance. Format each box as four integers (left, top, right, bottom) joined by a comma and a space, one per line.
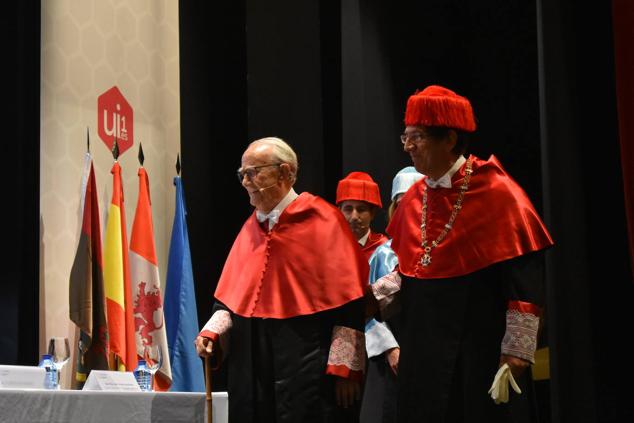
98, 86, 134, 156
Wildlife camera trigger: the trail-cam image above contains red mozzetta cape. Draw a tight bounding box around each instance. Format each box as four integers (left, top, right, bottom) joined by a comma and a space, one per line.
362, 231, 389, 261
214, 192, 368, 318
387, 155, 554, 279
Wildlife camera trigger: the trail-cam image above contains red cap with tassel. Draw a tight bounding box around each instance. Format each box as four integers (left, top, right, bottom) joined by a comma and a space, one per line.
404, 85, 476, 132
336, 172, 382, 208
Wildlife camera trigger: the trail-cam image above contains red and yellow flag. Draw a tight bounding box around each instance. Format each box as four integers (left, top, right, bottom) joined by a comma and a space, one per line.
130, 166, 172, 390
103, 162, 137, 371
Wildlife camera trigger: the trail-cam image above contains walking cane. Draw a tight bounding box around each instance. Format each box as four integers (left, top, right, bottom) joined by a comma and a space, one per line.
205, 356, 213, 423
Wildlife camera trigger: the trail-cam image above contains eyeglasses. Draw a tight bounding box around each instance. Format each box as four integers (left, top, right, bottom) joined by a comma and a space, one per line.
236, 163, 282, 183
400, 132, 427, 145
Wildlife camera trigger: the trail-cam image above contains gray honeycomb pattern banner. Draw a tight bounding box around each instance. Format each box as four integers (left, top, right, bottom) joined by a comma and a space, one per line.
40, 0, 181, 386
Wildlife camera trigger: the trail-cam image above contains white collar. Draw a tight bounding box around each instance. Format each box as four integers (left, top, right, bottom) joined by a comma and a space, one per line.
425, 155, 466, 189
256, 188, 298, 229
358, 229, 371, 246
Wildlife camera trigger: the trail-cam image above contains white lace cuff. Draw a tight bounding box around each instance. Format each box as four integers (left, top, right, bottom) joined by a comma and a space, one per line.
370, 271, 402, 320
371, 271, 401, 301
501, 308, 540, 363
200, 310, 233, 337
327, 326, 366, 374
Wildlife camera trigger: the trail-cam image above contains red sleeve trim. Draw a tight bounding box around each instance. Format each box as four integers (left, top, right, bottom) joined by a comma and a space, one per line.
325, 364, 364, 382
507, 300, 541, 316
199, 330, 219, 343
198, 331, 222, 369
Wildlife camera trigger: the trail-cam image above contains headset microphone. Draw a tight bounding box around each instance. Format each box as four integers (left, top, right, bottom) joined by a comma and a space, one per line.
251, 182, 277, 193
259, 184, 277, 192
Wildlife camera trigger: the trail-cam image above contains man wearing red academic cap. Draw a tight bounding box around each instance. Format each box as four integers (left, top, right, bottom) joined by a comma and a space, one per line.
195, 137, 368, 423
337, 172, 389, 261
368, 85, 553, 422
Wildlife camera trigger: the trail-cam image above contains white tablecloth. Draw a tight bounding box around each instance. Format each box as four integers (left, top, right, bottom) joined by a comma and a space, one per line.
0, 389, 228, 423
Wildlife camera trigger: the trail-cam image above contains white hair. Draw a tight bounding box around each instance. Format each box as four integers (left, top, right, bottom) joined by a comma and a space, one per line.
249, 137, 299, 184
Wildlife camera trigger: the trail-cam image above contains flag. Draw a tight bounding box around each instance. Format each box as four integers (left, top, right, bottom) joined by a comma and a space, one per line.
164, 176, 204, 392
103, 161, 137, 371
69, 154, 109, 385
130, 166, 172, 390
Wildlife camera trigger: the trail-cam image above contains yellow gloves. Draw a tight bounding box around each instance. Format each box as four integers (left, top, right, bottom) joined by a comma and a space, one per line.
488, 363, 521, 404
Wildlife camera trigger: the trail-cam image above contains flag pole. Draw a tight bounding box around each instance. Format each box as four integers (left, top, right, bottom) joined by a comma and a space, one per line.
138, 142, 144, 166
205, 356, 213, 423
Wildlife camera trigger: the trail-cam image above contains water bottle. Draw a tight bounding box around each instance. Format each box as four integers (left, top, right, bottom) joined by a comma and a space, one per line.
133, 360, 151, 392
38, 354, 58, 389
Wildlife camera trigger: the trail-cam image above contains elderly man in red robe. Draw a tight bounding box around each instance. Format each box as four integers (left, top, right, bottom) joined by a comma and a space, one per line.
336, 172, 389, 261
195, 137, 368, 423
368, 85, 554, 422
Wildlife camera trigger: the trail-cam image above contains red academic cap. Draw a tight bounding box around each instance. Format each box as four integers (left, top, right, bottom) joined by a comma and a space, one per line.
404, 85, 476, 132
336, 172, 382, 208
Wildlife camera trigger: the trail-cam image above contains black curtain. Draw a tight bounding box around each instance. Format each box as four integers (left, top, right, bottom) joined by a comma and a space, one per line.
2, 2, 630, 420
538, 0, 634, 421
179, 0, 634, 420
3, 4, 630, 421
612, 0, 634, 278
178, 0, 248, 391
179, 0, 542, 394
0, 1, 40, 365
340, 0, 542, 230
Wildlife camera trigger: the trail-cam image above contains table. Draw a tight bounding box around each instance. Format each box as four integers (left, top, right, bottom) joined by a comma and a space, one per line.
0, 389, 228, 423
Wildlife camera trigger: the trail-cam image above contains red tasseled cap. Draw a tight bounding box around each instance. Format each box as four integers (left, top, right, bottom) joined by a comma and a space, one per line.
404, 85, 476, 132
336, 172, 382, 208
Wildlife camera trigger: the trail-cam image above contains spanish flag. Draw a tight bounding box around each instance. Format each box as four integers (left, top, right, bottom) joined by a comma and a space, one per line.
130, 166, 172, 390
103, 162, 137, 371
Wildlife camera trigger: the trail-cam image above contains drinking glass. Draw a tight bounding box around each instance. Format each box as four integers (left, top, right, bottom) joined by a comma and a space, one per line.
142, 345, 162, 391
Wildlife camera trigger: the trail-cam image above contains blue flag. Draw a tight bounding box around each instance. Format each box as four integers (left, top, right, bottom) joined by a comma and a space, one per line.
164, 176, 205, 392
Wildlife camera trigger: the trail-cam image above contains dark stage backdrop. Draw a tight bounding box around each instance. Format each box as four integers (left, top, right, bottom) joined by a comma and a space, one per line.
4, 1, 631, 420
6, 0, 631, 422
538, 1, 634, 422
178, 1, 634, 421
179, 1, 634, 421
1, 0, 40, 366
179, 0, 545, 395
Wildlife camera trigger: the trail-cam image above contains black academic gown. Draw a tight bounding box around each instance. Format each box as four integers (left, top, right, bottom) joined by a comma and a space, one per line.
208, 193, 369, 422
215, 298, 365, 423
396, 252, 544, 423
